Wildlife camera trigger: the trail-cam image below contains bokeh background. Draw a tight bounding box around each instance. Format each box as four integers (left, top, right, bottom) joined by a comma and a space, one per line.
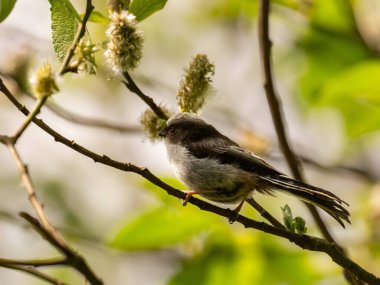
1, 0, 380, 284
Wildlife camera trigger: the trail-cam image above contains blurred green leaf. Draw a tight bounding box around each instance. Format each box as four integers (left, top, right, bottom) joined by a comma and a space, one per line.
129, 0, 168, 22
281, 204, 294, 231
83, 10, 110, 24
169, 236, 262, 285
293, 216, 307, 234
49, 0, 78, 62
110, 206, 223, 251
140, 176, 186, 205
318, 61, 380, 137
0, 0, 17, 23
310, 0, 356, 34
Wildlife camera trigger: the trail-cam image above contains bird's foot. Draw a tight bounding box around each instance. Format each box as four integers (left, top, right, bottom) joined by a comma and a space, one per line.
228, 199, 245, 224
182, 190, 198, 206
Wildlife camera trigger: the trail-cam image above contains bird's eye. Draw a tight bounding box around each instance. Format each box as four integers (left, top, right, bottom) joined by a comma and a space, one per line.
169, 127, 177, 134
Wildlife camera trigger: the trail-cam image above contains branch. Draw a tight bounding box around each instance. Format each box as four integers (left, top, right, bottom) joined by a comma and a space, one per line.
0, 263, 68, 285
0, 257, 67, 267
1, 78, 379, 284
246, 197, 285, 229
20, 213, 103, 285
257, 1, 362, 283
58, 0, 94, 75
122, 71, 169, 120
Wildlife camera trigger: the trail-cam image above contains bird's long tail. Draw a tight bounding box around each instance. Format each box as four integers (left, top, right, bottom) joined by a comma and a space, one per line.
261, 175, 350, 227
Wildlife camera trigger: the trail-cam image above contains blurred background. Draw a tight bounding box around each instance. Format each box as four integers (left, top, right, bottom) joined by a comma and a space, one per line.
1, 0, 380, 284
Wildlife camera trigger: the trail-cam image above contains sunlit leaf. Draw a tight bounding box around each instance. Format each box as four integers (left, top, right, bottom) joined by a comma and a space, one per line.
49, 0, 78, 62
83, 10, 110, 24
318, 61, 380, 137
110, 206, 223, 251
129, 0, 168, 22
169, 237, 262, 285
0, 0, 17, 23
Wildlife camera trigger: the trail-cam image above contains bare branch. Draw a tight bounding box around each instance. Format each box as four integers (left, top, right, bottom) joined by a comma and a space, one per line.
1, 78, 379, 284
257, 1, 364, 284
122, 71, 169, 120
0, 257, 67, 267
0, 263, 69, 285
246, 197, 285, 229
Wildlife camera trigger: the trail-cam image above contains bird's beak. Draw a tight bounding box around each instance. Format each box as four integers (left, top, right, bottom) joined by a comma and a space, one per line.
158, 128, 167, 137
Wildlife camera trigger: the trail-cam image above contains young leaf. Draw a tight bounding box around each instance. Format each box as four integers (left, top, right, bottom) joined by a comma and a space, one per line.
0, 0, 17, 23
48, 0, 78, 62
293, 217, 307, 234
129, 0, 168, 22
281, 204, 293, 232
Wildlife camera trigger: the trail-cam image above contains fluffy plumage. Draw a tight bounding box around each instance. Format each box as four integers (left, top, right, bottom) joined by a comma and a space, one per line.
159, 112, 350, 227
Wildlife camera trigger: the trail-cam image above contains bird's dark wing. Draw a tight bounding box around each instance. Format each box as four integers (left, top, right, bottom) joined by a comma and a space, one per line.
186, 137, 281, 176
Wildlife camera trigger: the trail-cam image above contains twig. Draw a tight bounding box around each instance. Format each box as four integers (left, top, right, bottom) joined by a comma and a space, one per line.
122, 71, 168, 120
20, 213, 102, 285
0, 257, 67, 267
58, 0, 94, 75
12, 96, 48, 143
0, 263, 68, 285
246, 197, 285, 229
1, 79, 379, 284
257, 1, 362, 284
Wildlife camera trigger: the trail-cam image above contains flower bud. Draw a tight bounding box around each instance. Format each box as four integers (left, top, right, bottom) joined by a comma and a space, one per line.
72, 39, 98, 75
140, 107, 171, 140
177, 54, 215, 113
106, 0, 130, 13
105, 11, 144, 72
31, 63, 59, 99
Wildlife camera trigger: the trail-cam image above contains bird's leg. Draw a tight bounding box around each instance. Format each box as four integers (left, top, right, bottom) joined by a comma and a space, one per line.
182, 190, 198, 206
228, 197, 247, 224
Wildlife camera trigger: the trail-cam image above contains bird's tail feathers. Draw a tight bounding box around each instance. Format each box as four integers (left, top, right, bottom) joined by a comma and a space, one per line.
261, 175, 350, 228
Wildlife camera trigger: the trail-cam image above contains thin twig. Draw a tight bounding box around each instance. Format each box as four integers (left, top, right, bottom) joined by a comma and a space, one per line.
257, 1, 362, 284
58, 0, 94, 76
122, 71, 168, 120
246, 197, 285, 229
12, 96, 48, 143
0, 263, 69, 285
0, 257, 67, 267
1, 79, 379, 285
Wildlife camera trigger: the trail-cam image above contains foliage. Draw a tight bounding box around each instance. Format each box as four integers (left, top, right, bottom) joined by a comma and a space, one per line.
0, 0, 17, 22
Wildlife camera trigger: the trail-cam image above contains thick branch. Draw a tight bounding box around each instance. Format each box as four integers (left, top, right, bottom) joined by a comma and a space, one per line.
122, 71, 168, 120
58, 0, 94, 75
1, 78, 379, 284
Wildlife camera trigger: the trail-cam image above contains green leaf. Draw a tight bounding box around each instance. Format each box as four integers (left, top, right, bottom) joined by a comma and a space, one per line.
49, 0, 78, 62
281, 204, 293, 232
129, 0, 168, 22
318, 61, 380, 137
82, 10, 110, 24
0, 0, 17, 22
110, 206, 222, 251
169, 238, 262, 285
293, 217, 307, 234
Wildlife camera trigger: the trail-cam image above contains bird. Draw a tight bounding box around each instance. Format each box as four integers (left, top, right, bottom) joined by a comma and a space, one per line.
158, 112, 350, 227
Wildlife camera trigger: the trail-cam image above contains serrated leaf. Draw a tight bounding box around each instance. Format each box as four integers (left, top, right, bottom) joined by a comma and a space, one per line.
110, 206, 222, 251
82, 10, 110, 24
0, 0, 17, 23
129, 0, 168, 22
49, 0, 78, 62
